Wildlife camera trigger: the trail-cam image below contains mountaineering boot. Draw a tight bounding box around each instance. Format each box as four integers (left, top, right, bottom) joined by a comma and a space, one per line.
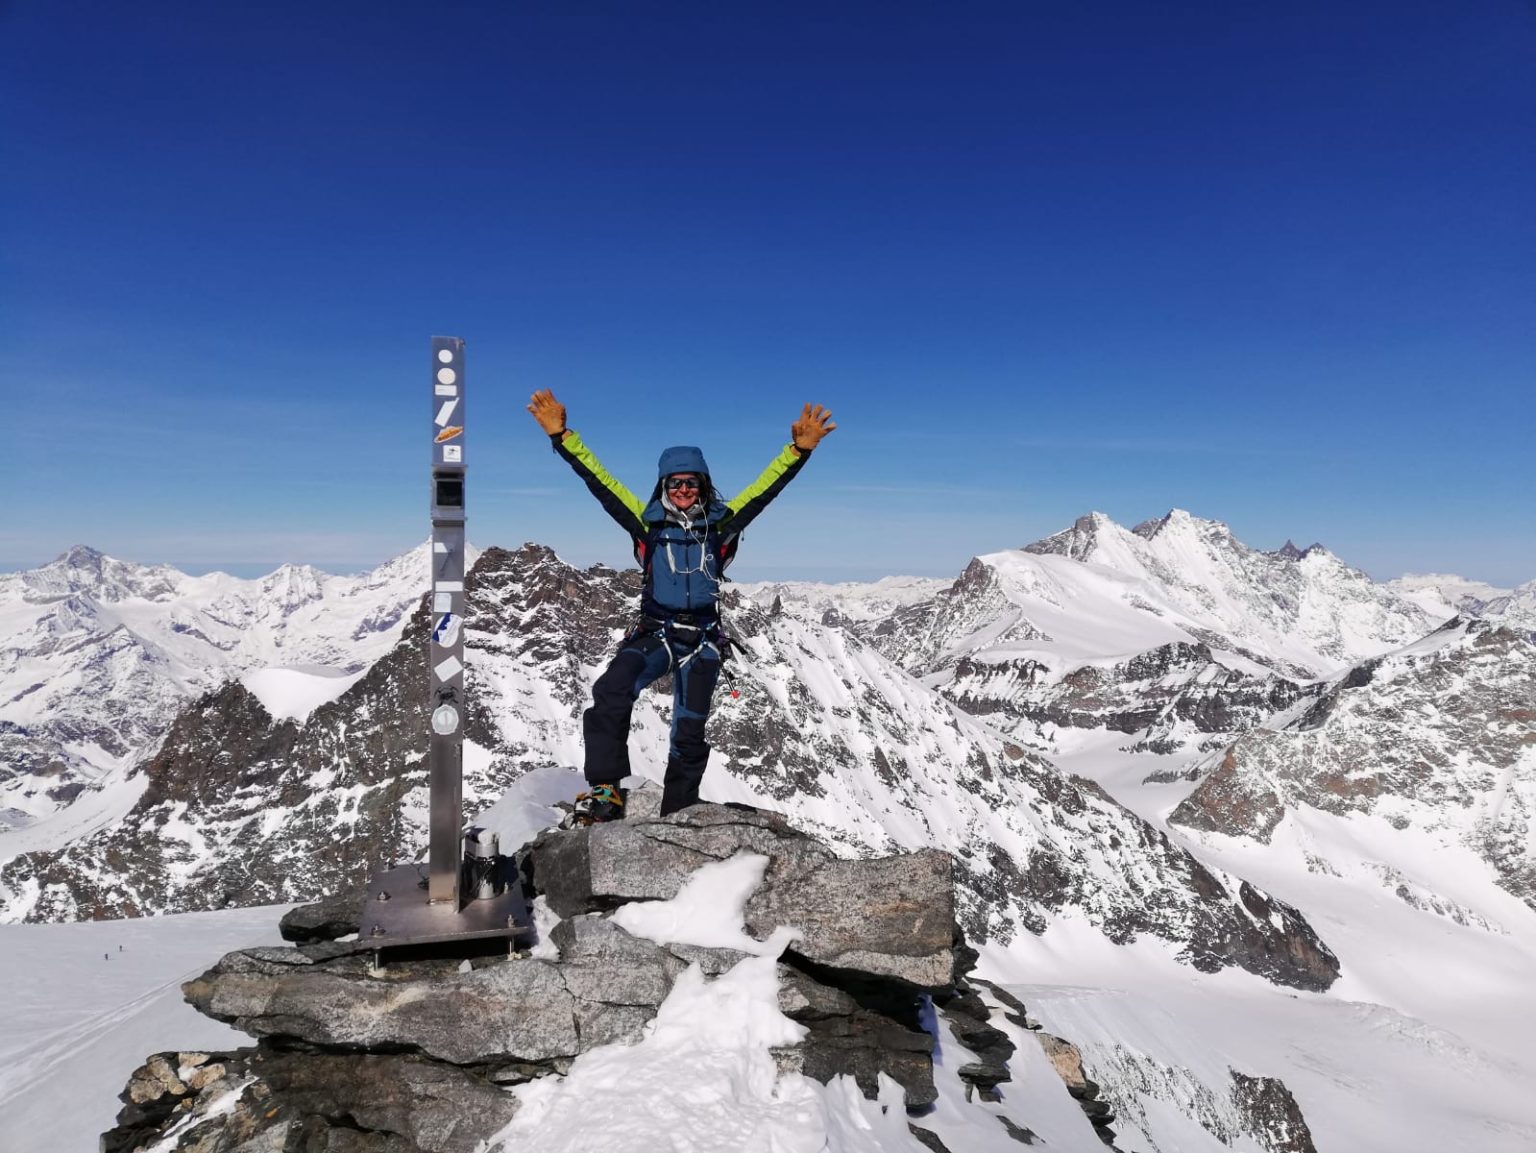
567, 783, 626, 827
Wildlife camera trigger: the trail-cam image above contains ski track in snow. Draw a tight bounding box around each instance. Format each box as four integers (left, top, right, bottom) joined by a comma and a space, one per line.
0, 906, 288, 1153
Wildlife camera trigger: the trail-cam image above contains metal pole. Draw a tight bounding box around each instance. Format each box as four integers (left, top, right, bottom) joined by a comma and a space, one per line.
427, 336, 466, 907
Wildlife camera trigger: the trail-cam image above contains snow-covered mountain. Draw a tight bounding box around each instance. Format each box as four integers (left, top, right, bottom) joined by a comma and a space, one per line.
1, 545, 1336, 995
1389, 572, 1536, 634
1170, 616, 1536, 915
743, 509, 1445, 758
1024, 510, 1441, 670
5, 514, 1535, 1152
0, 544, 431, 835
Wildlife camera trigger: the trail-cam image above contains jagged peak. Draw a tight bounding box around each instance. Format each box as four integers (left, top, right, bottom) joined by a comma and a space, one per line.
1272, 540, 1326, 561
1022, 511, 1119, 558
1132, 508, 1235, 542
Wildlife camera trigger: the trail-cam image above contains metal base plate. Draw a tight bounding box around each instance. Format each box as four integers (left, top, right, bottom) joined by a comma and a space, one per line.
359, 864, 532, 952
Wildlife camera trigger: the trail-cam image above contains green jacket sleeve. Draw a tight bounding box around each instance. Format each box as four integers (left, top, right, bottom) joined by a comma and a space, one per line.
723, 444, 809, 534
551, 430, 646, 538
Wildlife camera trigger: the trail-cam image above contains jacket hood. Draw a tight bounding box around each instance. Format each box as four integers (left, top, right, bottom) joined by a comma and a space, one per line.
656, 445, 711, 479
646, 444, 725, 524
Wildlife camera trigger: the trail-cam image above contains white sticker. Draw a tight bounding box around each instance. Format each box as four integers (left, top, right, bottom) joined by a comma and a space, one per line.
443, 444, 462, 463
434, 541, 448, 553
435, 383, 457, 396
433, 592, 452, 613
434, 655, 463, 682
435, 581, 464, 593
437, 367, 457, 385
437, 348, 453, 364
435, 398, 459, 427
432, 613, 462, 648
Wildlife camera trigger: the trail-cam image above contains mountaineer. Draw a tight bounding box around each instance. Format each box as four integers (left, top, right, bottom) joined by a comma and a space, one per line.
527, 389, 835, 822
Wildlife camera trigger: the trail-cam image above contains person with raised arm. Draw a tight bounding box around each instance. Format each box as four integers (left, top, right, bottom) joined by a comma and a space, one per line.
528, 390, 836, 821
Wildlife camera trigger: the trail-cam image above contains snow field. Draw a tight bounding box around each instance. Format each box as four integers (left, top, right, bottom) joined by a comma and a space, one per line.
0, 905, 289, 1153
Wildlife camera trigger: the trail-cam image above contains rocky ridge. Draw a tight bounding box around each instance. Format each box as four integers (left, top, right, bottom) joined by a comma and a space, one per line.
102, 802, 1049, 1153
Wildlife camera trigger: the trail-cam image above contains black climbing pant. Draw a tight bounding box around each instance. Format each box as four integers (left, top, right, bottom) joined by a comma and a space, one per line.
582, 623, 722, 816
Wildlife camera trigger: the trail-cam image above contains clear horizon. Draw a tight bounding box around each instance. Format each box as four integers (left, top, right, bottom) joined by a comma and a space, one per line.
4, 1, 1533, 586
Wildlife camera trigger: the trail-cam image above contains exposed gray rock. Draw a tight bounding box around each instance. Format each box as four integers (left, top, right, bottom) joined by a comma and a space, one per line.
531, 803, 957, 989
183, 947, 582, 1065
529, 803, 812, 916
279, 891, 362, 943
111, 798, 979, 1152
996, 1114, 1040, 1144
549, 914, 682, 1006
103, 1047, 518, 1153
746, 848, 956, 988
909, 1123, 955, 1152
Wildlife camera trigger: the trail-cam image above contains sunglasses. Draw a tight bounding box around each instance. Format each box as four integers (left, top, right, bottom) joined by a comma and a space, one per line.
664, 477, 701, 492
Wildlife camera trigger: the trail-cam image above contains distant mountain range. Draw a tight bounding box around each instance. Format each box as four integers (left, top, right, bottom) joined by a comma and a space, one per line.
3, 510, 1533, 1151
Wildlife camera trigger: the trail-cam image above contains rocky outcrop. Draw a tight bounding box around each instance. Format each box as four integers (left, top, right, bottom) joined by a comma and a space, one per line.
1171, 620, 1536, 911
1032, 1033, 1119, 1146
1231, 1072, 1317, 1153
104, 802, 1000, 1152
527, 804, 956, 987
106, 1048, 517, 1153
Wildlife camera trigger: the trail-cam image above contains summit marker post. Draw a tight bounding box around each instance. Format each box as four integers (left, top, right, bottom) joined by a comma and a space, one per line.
427, 336, 467, 906
354, 337, 530, 960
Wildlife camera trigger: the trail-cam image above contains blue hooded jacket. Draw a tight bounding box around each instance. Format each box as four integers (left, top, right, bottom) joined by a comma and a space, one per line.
640, 446, 730, 616
550, 431, 811, 620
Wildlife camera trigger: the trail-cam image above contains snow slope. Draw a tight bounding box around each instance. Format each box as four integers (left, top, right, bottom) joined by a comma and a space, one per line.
0, 905, 287, 1153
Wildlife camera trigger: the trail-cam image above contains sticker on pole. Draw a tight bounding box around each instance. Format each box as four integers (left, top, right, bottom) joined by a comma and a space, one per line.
434, 655, 464, 683
435, 425, 464, 443
435, 399, 459, 427
432, 613, 462, 648
433, 592, 452, 613
442, 444, 462, 463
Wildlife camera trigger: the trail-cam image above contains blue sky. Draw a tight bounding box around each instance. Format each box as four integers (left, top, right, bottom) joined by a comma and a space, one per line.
2, 0, 1533, 585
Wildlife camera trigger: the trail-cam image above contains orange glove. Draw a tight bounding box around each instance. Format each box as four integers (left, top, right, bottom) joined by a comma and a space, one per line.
527, 389, 567, 437
791, 403, 836, 452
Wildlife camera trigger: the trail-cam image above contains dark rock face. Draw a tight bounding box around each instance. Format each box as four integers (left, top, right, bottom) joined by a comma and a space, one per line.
104, 802, 980, 1152
279, 891, 363, 943
950, 771, 1340, 992
1231, 1072, 1318, 1153
104, 1048, 518, 1153
776, 963, 938, 1106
